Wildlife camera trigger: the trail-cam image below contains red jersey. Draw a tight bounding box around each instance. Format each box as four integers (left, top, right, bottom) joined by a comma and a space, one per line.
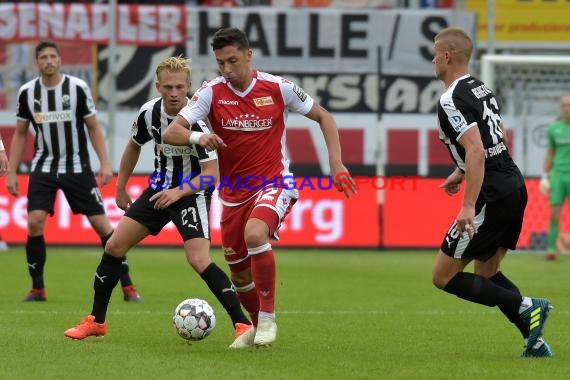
178, 70, 313, 205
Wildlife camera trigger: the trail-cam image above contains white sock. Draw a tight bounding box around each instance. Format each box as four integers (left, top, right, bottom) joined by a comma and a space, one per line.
258, 311, 275, 321
518, 296, 533, 314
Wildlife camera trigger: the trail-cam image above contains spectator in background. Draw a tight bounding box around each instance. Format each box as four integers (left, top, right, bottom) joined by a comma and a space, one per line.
6, 40, 141, 302
539, 95, 570, 261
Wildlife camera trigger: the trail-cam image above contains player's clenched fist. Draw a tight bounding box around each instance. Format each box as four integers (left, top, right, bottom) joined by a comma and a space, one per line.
196, 133, 226, 151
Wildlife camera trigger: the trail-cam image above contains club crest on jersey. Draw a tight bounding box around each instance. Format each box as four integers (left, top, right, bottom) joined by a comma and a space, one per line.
253, 96, 274, 107
62, 95, 71, 109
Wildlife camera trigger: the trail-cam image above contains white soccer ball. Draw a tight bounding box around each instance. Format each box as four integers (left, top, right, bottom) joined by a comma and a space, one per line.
172, 298, 216, 341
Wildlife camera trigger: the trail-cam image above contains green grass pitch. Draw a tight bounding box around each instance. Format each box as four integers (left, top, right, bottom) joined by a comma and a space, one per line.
0, 247, 568, 379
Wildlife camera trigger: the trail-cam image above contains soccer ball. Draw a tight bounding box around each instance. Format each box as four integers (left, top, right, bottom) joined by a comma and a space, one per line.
172, 298, 216, 341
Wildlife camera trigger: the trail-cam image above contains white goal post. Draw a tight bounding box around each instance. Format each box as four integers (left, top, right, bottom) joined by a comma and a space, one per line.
479, 54, 570, 177
481, 54, 570, 93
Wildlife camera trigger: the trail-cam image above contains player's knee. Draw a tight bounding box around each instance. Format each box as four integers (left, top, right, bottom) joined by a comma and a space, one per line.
244, 229, 268, 248
431, 274, 448, 290
27, 217, 46, 235
104, 237, 127, 257
188, 254, 211, 274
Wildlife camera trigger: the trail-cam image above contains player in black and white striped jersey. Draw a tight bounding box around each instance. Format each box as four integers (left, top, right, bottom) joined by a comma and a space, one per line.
6, 41, 140, 302
64, 56, 253, 346
431, 27, 553, 358
133, 97, 209, 191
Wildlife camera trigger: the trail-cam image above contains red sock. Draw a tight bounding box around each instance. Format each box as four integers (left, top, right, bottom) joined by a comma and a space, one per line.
236, 286, 259, 326
250, 250, 276, 314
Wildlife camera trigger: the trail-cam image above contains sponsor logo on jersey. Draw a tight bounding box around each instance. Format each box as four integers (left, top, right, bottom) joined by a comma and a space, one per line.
292, 85, 307, 102
221, 115, 273, 131
33, 110, 73, 124
218, 99, 239, 105
447, 111, 467, 132
159, 143, 197, 157
253, 96, 274, 107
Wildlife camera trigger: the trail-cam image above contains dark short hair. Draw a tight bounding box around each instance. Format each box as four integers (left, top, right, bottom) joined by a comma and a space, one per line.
211, 28, 250, 51
36, 40, 60, 59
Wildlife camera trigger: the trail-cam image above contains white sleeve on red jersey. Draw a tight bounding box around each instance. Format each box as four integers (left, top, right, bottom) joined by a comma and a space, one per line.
278, 78, 314, 115
178, 85, 212, 126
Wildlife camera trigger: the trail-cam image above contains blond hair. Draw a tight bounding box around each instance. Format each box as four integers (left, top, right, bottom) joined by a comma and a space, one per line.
434, 27, 473, 65
155, 56, 192, 83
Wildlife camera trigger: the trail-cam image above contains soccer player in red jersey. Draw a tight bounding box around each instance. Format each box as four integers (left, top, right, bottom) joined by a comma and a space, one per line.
163, 27, 356, 347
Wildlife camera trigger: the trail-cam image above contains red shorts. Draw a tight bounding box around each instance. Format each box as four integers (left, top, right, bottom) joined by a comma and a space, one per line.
221, 187, 298, 273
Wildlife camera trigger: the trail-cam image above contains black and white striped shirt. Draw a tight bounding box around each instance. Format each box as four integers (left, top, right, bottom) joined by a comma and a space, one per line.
16, 74, 96, 174
131, 97, 217, 191
437, 74, 524, 202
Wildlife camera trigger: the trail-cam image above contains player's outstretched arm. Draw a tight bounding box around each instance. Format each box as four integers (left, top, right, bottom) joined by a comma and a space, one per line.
304, 103, 356, 197
162, 115, 191, 146
163, 116, 226, 151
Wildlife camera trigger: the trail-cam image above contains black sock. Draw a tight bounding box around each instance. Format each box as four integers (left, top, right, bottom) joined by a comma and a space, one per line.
100, 231, 133, 288
120, 258, 133, 288
443, 272, 522, 317
26, 235, 46, 289
490, 271, 529, 338
200, 263, 250, 326
91, 253, 123, 323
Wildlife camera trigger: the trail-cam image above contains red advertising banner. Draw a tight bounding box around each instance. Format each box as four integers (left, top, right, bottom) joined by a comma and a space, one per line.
0, 175, 380, 247
384, 178, 557, 249
0, 3, 187, 46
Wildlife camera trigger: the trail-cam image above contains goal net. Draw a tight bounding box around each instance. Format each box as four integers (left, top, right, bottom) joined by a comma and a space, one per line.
480, 54, 570, 176
480, 54, 570, 251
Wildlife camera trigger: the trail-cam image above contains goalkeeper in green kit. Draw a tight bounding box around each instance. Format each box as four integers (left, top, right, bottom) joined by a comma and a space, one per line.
540, 95, 570, 260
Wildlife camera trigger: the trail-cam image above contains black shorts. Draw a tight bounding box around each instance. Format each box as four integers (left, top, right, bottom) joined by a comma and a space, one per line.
440, 185, 528, 261
124, 187, 211, 241
27, 172, 105, 216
